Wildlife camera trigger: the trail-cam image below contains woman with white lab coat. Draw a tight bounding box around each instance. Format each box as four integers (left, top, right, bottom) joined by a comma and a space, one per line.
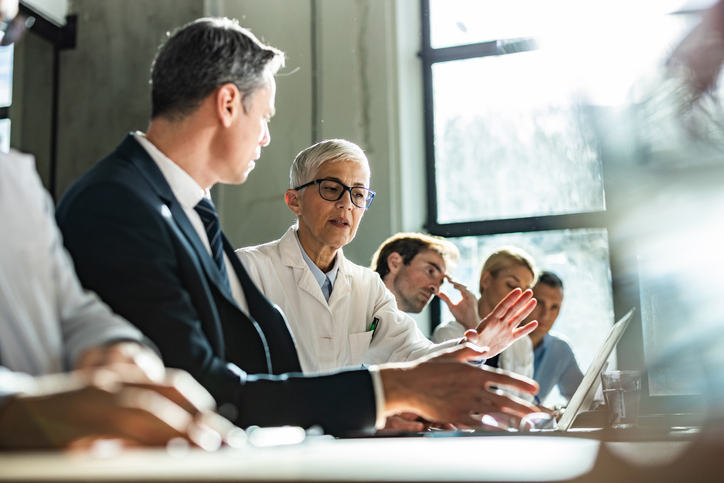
236, 139, 537, 375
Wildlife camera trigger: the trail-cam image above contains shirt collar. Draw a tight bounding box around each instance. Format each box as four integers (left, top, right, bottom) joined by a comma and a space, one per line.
534, 333, 551, 359
294, 229, 340, 289
133, 131, 210, 209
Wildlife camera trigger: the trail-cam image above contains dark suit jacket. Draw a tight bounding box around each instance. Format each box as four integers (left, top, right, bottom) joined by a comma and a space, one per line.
56, 134, 376, 435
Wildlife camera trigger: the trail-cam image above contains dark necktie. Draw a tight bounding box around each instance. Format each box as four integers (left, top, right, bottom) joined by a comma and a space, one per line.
194, 197, 230, 292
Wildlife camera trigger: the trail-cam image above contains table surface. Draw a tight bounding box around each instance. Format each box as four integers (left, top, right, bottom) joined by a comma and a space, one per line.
0, 433, 692, 483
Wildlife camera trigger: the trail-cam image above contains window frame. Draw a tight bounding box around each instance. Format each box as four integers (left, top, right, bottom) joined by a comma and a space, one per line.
417, 0, 695, 414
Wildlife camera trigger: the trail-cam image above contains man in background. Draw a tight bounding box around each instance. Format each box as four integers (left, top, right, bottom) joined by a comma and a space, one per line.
371, 233, 461, 314
524, 272, 583, 404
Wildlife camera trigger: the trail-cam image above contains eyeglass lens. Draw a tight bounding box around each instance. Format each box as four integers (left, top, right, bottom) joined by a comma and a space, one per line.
318, 180, 372, 208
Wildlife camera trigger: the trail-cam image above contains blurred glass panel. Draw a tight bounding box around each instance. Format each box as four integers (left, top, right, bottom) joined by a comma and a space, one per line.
439, 228, 614, 406
0, 44, 12, 108
428, 0, 702, 50
433, 51, 604, 223
429, 0, 541, 49
0, 119, 10, 153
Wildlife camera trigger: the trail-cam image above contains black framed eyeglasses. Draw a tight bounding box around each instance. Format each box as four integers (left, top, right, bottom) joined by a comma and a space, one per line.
294, 179, 376, 209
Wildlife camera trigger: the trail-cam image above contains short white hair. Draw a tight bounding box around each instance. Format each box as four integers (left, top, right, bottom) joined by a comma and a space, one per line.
289, 139, 370, 188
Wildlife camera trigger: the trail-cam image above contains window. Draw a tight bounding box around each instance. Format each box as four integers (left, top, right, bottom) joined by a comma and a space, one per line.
421, 0, 705, 406
0, 43, 12, 152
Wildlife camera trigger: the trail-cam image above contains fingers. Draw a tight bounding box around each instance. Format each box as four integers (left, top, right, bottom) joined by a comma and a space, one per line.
163, 370, 216, 412
478, 366, 539, 395
512, 320, 538, 339
121, 369, 216, 416
436, 291, 453, 307
479, 389, 538, 419
500, 290, 535, 323
445, 277, 477, 300
380, 415, 425, 434
75, 343, 165, 383
112, 388, 222, 450
506, 298, 537, 328
488, 288, 523, 319
74, 347, 106, 370
109, 387, 193, 445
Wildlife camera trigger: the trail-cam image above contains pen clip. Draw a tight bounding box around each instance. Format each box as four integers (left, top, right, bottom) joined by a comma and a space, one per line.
370, 317, 380, 340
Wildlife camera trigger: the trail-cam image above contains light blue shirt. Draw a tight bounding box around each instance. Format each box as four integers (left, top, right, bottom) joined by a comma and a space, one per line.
295, 230, 340, 302
533, 332, 584, 403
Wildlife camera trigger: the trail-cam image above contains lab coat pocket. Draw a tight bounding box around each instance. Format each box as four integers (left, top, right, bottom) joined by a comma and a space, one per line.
348, 331, 374, 366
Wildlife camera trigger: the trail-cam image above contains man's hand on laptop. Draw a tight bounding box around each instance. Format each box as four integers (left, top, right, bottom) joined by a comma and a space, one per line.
379, 343, 539, 428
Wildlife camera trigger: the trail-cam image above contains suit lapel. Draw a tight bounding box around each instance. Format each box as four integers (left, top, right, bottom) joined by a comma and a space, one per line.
118, 134, 301, 375
117, 134, 236, 304
225, 235, 302, 374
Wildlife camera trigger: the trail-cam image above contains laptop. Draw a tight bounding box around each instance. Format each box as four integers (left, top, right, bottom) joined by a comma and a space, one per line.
555, 307, 636, 431
422, 308, 636, 436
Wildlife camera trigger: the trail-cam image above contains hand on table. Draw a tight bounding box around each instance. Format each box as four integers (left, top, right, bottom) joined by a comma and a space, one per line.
75, 341, 165, 382
0, 362, 238, 450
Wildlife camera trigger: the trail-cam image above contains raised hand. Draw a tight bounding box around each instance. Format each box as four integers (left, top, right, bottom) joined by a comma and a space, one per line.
465, 288, 538, 357
436, 276, 480, 330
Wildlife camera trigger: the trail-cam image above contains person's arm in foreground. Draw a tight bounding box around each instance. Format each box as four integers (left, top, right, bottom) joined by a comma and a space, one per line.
0, 359, 234, 450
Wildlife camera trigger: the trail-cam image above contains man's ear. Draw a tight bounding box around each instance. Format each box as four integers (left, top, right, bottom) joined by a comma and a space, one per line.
285, 189, 303, 215
216, 83, 240, 127
387, 252, 404, 275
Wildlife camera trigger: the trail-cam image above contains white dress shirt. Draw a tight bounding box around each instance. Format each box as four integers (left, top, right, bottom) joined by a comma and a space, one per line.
0, 150, 145, 401
296, 230, 340, 301
133, 132, 248, 313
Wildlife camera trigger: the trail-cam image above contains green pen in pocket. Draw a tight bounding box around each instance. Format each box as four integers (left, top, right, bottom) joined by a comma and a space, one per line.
369, 316, 380, 340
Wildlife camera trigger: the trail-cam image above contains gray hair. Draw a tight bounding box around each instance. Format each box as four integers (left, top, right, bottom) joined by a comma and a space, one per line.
290, 139, 370, 188
151, 17, 285, 120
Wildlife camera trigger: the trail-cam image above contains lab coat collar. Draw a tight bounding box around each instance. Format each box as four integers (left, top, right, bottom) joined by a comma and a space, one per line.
277, 226, 353, 305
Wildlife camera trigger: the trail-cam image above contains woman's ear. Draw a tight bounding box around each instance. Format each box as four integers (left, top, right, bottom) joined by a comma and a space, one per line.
479, 270, 492, 293
285, 189, 303, 215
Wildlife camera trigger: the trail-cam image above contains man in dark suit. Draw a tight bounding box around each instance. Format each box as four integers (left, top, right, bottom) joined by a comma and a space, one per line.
57, 17, 538, 435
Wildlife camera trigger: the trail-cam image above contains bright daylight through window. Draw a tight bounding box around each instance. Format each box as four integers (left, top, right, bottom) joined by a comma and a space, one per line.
424, 0, 700, 405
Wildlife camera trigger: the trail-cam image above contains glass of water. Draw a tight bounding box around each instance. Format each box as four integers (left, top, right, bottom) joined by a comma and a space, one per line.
601, 371, 641, 428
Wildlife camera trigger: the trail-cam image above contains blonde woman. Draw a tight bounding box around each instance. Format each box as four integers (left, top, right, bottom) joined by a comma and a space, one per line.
432, 246, 538, 400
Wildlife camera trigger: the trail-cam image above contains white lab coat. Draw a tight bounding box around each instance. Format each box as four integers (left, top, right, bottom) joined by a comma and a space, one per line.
236, 227, 458, 374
